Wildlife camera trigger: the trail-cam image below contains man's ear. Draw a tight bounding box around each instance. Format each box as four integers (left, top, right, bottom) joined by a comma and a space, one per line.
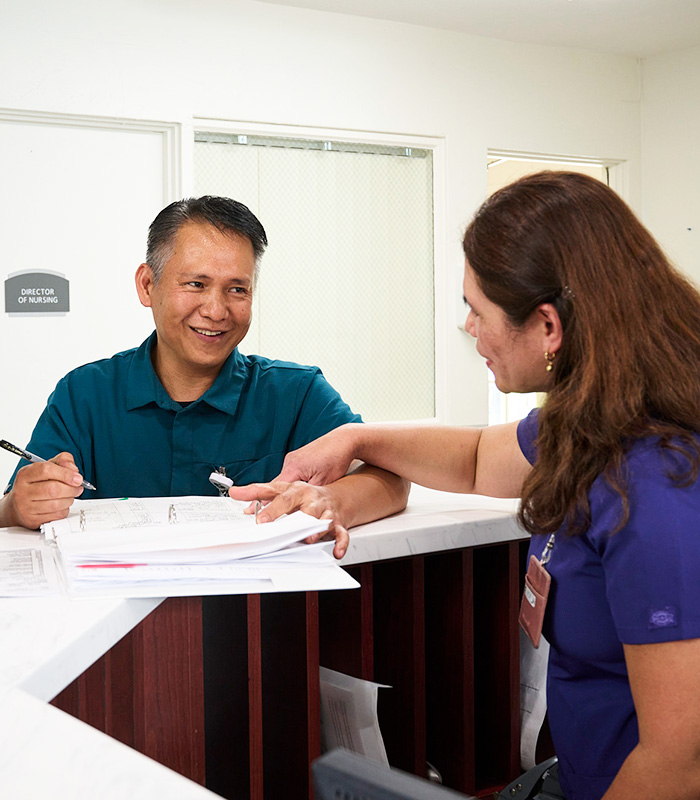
536, 303, 564, 355
135, 263, 155, 308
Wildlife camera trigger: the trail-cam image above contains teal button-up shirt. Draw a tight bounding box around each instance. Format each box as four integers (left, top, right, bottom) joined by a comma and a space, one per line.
10, 333, 361, 498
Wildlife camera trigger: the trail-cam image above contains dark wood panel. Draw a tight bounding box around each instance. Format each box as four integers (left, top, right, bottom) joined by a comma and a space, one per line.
424, 549, 476, 794
260, 592, 320, 800
373, 557, 426, 777
305, 592, 321, 792
77, 654, 107, 732
104, 633, 137, 748
202, 594, 253, 800
50, 674, 80, 717
472, 542, 522, 790
318, 564, 373, 680
51, 635, 135, 748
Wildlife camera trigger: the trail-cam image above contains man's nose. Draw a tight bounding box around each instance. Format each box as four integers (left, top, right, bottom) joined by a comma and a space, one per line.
200, 290, 228, 319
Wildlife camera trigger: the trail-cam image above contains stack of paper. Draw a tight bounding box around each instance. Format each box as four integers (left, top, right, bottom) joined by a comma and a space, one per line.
39, 496, 359, 597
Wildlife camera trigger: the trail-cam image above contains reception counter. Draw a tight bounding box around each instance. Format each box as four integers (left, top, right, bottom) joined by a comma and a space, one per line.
0, 486, 527, 799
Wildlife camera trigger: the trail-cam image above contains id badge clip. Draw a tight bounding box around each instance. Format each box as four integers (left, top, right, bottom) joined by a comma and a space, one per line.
519, 534, 554, 648
209, 468, 234, 496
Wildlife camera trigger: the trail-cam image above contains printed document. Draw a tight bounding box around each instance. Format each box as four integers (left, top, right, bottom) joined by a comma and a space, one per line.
30, 496, 360, 598
320, 667, 390, 764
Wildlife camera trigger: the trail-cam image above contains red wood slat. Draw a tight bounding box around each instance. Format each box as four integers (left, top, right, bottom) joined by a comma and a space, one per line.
248, 594, 264, 800
132, 596, 205, 784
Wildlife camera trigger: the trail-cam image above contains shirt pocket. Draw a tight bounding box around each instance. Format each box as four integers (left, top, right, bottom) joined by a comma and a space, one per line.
197, 451, 287, 487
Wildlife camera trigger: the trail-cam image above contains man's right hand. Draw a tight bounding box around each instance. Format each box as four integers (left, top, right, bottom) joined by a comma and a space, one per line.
0, 453, 85, 530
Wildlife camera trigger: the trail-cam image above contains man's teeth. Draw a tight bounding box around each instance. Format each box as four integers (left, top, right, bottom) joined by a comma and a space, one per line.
193, 328, 223, 336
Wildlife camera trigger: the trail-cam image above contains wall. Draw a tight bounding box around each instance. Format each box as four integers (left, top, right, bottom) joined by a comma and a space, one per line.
0, 0, 642, 483
641, 44, 700, 285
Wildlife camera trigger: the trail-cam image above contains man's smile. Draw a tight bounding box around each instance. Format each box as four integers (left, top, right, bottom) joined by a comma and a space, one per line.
191, 327, 226, 337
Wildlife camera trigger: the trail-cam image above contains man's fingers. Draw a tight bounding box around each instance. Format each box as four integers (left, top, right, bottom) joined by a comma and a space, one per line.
46, 453, 83, 486
227, 480, 348, 558
18, 457, 83, 490
229, 483, 282, 502
255, 488, 306, 523
8, 484, 78, 530
332, 525, 349, 560
303, 522, 349, 560
26, 497, 75, 521
50, 452, 78, 470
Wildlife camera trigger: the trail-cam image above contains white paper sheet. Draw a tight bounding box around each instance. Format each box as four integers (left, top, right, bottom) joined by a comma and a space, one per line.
519, 627, 550, 770
0, 548, 60, 596
20, 496, 361, 598
320, 667, 390, 764
47, 497, 330, 561
64, 547, 359, 595
43, 496, 247, 537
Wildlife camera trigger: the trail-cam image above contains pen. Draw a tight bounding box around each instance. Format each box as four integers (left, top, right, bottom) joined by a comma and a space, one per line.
0, 439, 97, 491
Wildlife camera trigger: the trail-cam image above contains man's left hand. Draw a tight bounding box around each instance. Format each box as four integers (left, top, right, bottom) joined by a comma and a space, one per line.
228, 480, 349, 559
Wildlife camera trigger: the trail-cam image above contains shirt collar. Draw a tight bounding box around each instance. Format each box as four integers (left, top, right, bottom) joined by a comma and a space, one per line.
126, 331, 248, 415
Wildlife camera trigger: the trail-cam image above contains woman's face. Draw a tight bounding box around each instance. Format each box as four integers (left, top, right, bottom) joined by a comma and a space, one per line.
463, 260, 552, 395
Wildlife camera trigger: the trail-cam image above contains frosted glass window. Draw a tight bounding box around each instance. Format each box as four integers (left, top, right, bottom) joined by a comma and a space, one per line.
195, 134, 435, 422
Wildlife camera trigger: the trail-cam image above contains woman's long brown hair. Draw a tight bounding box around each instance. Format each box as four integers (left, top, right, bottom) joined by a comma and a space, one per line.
463, 171, 700, 537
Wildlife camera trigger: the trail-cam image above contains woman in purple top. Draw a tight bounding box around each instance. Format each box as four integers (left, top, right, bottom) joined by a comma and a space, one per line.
269, 172, 700, 799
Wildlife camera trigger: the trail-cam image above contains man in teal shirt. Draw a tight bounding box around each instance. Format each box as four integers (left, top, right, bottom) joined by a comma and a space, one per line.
0, 196, 407, 556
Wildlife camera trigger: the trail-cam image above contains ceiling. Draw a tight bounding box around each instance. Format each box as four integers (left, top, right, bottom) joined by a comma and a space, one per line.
256, 0, 700, 58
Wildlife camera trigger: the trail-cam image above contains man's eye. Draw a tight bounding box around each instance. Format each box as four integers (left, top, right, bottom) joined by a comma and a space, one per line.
187, 281, 205, 288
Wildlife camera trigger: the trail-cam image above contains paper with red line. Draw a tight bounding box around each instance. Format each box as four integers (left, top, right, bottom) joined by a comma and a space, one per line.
36, 496, 358, 596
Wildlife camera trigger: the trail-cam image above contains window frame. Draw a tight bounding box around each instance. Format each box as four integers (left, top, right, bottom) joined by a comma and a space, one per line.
190, 118, 448, 423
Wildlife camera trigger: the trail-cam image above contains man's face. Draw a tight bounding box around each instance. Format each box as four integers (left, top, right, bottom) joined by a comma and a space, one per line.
135, 221, 256, 393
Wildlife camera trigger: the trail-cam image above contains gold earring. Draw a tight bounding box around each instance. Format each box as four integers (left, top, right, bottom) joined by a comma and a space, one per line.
545, 351, 555, 372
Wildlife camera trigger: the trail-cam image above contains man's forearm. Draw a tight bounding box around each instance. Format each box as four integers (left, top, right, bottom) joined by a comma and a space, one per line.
326, 464, 410, 529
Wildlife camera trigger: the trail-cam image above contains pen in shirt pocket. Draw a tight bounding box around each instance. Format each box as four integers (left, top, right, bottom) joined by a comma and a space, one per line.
0, 439, 97, 491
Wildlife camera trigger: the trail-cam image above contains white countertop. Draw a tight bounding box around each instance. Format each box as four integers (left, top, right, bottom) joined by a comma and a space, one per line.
0, 485, 524, 798
343, 484, 523, 566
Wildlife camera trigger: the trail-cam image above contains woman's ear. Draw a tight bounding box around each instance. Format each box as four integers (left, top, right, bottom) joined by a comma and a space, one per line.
536, 303, 564, 355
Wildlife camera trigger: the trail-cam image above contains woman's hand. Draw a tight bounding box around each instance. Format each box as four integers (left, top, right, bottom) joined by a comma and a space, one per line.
275, 424, 361, 486
228, 480, 349, 560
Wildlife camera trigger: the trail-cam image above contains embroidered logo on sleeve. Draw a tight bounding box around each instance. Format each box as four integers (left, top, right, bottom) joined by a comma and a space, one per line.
648, 606, 678, 630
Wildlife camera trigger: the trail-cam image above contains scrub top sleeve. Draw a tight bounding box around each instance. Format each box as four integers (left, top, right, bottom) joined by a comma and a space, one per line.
6, 377, 85, 490
517, 408, 539, 465
287, 370, 362, 452
599, 455, 700, 645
